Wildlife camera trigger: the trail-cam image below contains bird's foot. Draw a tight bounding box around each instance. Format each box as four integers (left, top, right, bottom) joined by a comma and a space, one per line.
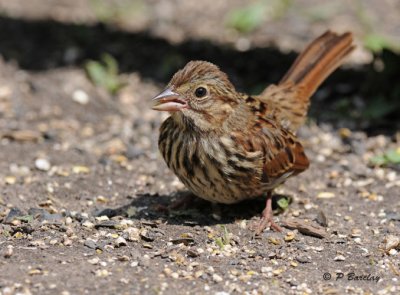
253, 193, 282, 235
254, 209, 282, 235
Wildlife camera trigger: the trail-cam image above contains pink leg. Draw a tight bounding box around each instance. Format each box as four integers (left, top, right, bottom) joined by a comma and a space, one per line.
255, 192, 282, 235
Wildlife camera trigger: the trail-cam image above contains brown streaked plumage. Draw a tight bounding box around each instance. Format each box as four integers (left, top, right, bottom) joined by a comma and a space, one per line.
152, 31, 354, 234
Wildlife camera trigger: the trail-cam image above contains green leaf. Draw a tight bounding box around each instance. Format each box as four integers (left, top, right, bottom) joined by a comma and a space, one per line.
85, 53, 125, 95
16, 215, 34, 223
370, 148, 400, 166
369, 155, 386, 166
363, 34, 393, 53
361, 95, 395, 119
215, 237, 225, 249
385, 149, 400, 164
277, 197, 289, 210
226, 3, 266, 33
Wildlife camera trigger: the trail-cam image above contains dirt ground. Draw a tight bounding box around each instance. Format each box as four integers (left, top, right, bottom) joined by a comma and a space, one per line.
0, 1, 399, 294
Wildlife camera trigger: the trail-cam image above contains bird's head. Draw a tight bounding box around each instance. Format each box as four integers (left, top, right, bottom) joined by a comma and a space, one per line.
152, 61, 241, 132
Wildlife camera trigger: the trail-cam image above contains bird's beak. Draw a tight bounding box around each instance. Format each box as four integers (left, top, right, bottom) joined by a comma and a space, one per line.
151, 88, 188, 112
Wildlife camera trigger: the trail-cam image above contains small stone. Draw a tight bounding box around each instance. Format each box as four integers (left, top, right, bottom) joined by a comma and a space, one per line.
84, 239, 97, 249
339, 128, 352, 139
114, 237, 127, 247
187, 249, 200, 257
95, 215, 109, 222
3, 245, 13, 258
272, 268, 285, 276
268, 237, 281, 245
72, 166, 90, 174
296, 256, 311, 263
383, 235, 400, 252
4, 207, 24, 224
171, 272, 179, 279
212, 274, 223, 282
66, 227, 74, 236
49, 239, 58, 245
63, 238, 72, 246
72, 89, 90, 105
388, 249, 398, 256
140, 229, 155, 242
125, 227, 140, 242
164, 268, 172, 276
82, 221, 95, 229
65, 217, 73, 225
29, 269, 43, 276
197, 248, 205, 254
35, 158, 51, 171
284, 231, 296, 242
88, 257, 100, 265
118, 255, 130, 262
5, 176, 16, 184
261, 266, 272, 273
194, 270, 204, 278
95, 269, 110, 277
334, 255, 346, 261
96, 196, 108, 203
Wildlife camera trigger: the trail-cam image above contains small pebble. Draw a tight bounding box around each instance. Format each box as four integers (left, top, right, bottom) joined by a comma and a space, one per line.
82, 221, 95, 229
114, 237, 127, 247
35, 158, 51, 171
284, 231, 296, 242
72, 89, 89, 105
212, 274, 223, 283
95, 269, 110, 277
384, 235, 400, 252
334, 255, 346, 261
88, 257, 100, 265
84, 239, 97, 249
3, 245, 13, 258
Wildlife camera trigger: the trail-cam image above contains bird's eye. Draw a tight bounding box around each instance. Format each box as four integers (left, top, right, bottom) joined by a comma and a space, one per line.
194, 87, 207, 98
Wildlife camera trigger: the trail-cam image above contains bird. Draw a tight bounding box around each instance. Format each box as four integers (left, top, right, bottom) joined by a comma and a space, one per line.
152, 31, 354, 234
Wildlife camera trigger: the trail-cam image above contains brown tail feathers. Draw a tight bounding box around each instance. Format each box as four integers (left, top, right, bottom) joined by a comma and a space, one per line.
260, 31, 354, 131
280, 30, 354, 100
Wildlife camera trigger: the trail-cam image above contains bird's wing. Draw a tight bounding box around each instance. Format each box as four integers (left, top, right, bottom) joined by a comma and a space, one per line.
230, 117, 309, 185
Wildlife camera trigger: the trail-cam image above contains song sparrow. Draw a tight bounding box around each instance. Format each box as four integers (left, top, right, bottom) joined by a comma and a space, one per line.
152, 31, 354, 234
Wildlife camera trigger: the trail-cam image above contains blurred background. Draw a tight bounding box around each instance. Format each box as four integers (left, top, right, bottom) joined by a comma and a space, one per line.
0, 0, 399, 132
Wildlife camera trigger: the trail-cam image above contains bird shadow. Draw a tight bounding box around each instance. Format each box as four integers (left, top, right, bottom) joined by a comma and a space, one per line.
93, 192, 291, 227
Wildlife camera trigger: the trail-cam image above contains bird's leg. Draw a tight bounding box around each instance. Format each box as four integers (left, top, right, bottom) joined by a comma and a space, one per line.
255, 192, 282, 235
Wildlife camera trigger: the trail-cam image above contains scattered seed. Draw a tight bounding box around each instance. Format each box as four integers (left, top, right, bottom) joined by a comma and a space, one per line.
317, 192, 335, 199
